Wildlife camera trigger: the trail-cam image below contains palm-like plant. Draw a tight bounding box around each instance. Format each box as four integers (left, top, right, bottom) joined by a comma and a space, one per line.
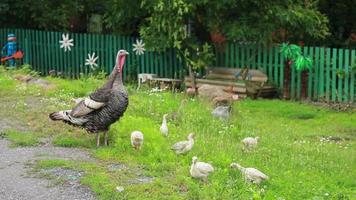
280, 43, 302, 99
280, 43, 301, 61
295, 55, 313, 99
280, 43, 314, 99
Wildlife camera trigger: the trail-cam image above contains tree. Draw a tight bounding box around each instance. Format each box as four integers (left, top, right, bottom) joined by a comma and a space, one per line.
318, 0, 356, 48
137, 0, 329, 95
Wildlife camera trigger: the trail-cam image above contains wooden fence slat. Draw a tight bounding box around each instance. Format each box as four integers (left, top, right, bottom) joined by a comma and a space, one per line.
308, 47, 314, 100
325, 48, 331, 102
257, 45, 262, 70
225, 43, 229, 67
274, 46, 279, 88
232, 43, 236, 67
344, 49, 349, 102
351, 50, 355, 102
314, 47, 320, 100
246, 44, 251, 68
338, 49, 343, 102
280, 49, 284, 90
291, 61, 296, 99
235, 43, 240, 67
331, 49, 337, 101
268, 47, 273, 82
319, 47, 325, 98
241, 44, 245, 68
263, 46, 267, 74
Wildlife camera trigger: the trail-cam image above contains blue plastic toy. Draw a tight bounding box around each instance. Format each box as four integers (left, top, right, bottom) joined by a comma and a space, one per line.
1, 33, 19, 67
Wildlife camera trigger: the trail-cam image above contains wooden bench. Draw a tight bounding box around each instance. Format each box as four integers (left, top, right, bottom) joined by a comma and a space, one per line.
185, 67, 277, 98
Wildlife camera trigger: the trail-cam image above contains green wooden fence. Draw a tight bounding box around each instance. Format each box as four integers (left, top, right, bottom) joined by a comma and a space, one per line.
0, 28, 186, 80
215, 43, 355, 102
0, 28, 355, 102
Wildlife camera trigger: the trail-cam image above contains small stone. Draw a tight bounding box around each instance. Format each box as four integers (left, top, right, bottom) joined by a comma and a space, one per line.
212, 106, 231, 120
116, 186, 124, 193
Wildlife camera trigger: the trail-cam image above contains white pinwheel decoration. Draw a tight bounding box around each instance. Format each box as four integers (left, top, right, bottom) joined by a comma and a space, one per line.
132, 39, 145, 55
85, 52, 99, 70
59, 33, 74, 52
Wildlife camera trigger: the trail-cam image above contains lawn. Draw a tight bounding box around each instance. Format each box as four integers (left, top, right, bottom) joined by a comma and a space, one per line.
0, 66, 355, 200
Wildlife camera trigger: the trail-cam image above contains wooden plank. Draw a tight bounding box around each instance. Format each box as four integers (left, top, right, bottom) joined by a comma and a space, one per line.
206, 72, 267, 82
331, 49, 337, 101
246, 44, 251, 68
82, 33, 88, 75
350, 50, 355, 102
76, 33, 80, 76
313, 47, 319, 100
36, 30, 42, 74
48, 31, 54, 76
185, 82, 247, 93
108, 35, 113, 72
225, 43, 229, 67
280, 48, 284, 91
319, 47, 325, 98
235, 43, 240, 67
229, 42, 234, 67
307, 47, 314, 100
344, 49, 349, 102
268, 47, 273, 82
257, 45, 262, 70
184, 77, 246, 87
337, 49, 343, 102
172, 49, 177, 77
241, 44, 245, 67
325, 48, 331, 102
274, 46, 279, 87
263, 46, 268, 74
291, 60, 296, 99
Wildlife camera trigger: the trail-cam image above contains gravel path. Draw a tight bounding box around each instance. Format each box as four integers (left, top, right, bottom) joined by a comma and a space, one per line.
0, 139, 96, 200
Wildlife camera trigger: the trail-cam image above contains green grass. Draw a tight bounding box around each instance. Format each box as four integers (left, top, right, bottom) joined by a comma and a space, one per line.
4, 130, 41, 147
1, 66, 355, 199
52, 133, 95, 148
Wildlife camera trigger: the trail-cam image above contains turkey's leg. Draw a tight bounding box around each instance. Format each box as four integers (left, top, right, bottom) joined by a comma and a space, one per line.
96, 132, 100, 147
104, 131, 108, 146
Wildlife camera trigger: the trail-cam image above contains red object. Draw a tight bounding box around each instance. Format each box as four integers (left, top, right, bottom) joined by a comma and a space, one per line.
211, 32, 226, 44
1, 51, 23, 62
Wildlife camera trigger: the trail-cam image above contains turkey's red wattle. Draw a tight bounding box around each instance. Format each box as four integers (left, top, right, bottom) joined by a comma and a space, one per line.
118, 55, 126, 73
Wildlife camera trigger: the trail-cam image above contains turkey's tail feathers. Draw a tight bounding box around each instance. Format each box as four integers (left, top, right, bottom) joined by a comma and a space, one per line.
49, 110, 71, 121
49, 110, 88, 125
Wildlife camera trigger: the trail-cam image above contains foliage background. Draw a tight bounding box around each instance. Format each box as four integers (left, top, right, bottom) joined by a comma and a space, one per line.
0, 0, 354, 48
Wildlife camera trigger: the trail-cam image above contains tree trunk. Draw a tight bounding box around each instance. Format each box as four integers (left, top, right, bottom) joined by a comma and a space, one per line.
301, 70, 309, 99
188, 64, 197, 95
283, 60, 292, 99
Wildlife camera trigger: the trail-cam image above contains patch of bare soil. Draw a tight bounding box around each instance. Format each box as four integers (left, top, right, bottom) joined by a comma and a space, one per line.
0, 139, 96, 200
306, 100, 356, 112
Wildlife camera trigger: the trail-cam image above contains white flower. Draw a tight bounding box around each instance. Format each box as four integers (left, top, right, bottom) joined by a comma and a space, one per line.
59, 33, 74, 52
116, 186, 124, 193
133, 39, 145, 55
85, 52, 99, 70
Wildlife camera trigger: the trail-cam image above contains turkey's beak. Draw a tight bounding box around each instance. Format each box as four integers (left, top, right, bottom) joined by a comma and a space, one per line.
124, 51, 129, 55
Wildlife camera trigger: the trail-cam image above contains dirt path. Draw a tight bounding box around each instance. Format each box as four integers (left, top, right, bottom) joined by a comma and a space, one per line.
0, 139, 96, 200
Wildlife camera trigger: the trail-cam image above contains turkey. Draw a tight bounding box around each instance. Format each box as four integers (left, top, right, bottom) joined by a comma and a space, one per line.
171, 133, 194, 154
241, 136, 259, 151
230, 162, 268, 184
131, 130, 144, 150
49, 49, 129, 147
190, 156, 214, 182
160, 114, 168, 136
